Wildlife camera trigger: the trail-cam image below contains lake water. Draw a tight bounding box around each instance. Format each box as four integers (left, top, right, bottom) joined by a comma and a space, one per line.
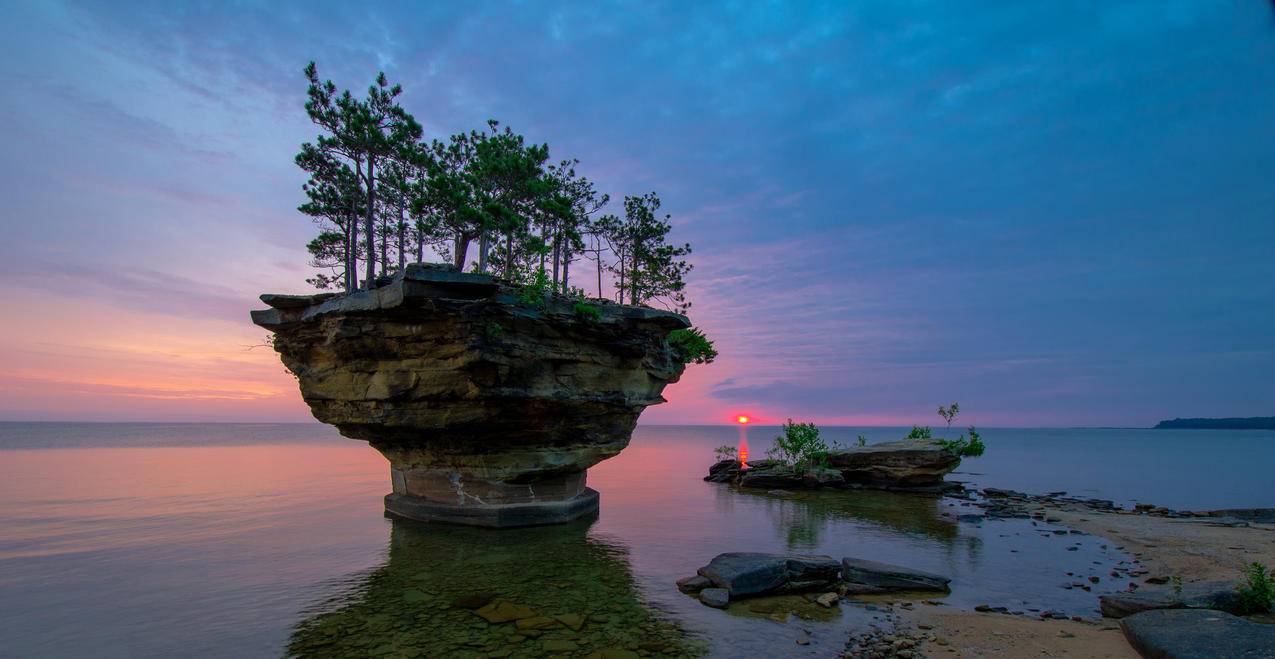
0, 423, 1271, 657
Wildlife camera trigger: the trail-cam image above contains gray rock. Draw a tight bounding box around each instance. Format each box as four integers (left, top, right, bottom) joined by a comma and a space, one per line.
676, 575, 712, 593
826, 439, 961, 486
1120, 609, 1275, 658
697, 553, 841, 598
703, 459, 739, 483
737, 467, 804, 489
841, 557, 951, 592
699, 588, 730, 609
1099, 581, 1244, 618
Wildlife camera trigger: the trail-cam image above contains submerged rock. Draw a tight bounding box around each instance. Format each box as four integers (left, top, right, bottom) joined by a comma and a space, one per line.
1120, 609, 1275, 658
840, 558, 951, 593
696, 553, 841, 598
252, 263, 689, 527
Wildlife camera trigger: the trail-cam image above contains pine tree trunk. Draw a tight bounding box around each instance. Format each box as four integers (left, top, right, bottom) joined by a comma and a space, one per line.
364, 158, 376, 289
562, 248, 570, 292
478, 231, 489, 273
552, 235, 561, 292
454, 234, 470, 270
397, 205, 406, 271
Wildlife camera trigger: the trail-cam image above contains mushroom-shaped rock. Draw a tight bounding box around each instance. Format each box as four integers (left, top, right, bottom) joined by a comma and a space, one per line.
252, 263, 689, 527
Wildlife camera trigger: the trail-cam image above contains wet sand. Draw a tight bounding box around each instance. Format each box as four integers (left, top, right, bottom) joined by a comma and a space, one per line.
890, 501, 1275, 658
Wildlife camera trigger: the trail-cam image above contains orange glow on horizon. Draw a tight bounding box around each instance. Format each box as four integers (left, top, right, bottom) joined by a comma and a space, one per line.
736, 415, 750, 424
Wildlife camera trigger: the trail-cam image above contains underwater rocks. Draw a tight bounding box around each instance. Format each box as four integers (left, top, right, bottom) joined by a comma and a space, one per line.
703, 440, 961, 491
840, 558, 951, 594
252, 263, 689, 527
1120, 609, 1275, 659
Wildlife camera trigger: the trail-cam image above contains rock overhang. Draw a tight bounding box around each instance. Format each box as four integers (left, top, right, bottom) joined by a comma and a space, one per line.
252, 262, 692, 527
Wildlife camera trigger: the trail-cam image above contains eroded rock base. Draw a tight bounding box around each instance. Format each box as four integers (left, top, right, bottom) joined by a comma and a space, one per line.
384, 488, 601, 528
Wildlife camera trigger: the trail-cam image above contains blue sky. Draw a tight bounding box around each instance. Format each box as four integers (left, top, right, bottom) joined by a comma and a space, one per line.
0, 1, 1272, 425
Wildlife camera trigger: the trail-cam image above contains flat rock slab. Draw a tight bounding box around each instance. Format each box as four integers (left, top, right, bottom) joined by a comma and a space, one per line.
841, 557, 951, 592
1120, 609, 1275, 658
697, 553, 840, 598
827, 439, 960, 486
1099, 581, 1243, 618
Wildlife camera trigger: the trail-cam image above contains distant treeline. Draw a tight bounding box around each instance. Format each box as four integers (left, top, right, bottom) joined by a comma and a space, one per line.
1154, 417, 1275, 430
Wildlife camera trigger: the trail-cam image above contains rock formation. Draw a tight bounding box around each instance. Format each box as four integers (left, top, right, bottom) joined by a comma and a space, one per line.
703, 439, 962, 491
252, 263, 690, 527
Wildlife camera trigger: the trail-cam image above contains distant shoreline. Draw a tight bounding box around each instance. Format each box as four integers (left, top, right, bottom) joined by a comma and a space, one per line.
1154, 416, 1275, 430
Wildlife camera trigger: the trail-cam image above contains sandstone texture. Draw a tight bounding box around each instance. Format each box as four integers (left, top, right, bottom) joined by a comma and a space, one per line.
252, 263, 689, 526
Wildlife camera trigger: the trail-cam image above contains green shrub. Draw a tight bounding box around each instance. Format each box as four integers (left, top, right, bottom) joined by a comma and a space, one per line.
517, 267, 551, 309
906, 425, 932, 440
937, 426, 986, 457
713, 445, 737, 461
1236, 562, 1275, 614
767, 419, 828, 473
856, 434, 868, 447
667, 327, 717, 364
485, 322, 505, 339
573, 301, 602, 322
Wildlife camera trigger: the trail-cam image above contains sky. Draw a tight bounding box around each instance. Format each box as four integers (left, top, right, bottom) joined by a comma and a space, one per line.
0, 1, 1272, 427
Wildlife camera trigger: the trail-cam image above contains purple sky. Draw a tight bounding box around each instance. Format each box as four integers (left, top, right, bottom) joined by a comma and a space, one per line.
1, 1, 1272, 426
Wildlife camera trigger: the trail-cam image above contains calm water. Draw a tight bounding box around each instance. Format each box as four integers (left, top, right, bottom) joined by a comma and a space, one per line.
0, 423, 1271, 658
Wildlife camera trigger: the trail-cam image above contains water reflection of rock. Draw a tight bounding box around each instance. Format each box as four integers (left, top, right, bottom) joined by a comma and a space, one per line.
288, 518, 702, 658
723, 486, 962, 549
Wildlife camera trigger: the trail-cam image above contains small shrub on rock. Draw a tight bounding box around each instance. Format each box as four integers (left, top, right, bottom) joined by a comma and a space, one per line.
937, 426, 986, 457
713, 445, 737, 461
667, 327, 717, 364
767, 419, 828, 473
906, 425, 932, 440
1236, 562, 1275, 614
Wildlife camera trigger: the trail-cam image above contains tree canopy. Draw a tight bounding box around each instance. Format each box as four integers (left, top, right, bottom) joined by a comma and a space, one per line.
295, 62, 695, 314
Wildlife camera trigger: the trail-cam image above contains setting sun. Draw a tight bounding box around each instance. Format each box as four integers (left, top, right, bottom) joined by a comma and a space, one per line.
736, 415, 749, 424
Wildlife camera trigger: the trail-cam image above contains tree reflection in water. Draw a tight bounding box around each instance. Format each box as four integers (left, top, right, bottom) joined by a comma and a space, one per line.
288, 516, 702, 658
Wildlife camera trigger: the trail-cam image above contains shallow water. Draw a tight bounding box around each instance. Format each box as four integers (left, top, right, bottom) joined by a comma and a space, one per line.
0, 423, 1270, 657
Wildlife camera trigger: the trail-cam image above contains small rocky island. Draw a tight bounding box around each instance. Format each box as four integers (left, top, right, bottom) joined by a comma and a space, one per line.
705, 439, 963, 492
252, 263, 691, 527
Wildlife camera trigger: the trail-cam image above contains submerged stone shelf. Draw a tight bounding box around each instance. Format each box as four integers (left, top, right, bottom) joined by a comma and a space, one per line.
252, 263, 689, 527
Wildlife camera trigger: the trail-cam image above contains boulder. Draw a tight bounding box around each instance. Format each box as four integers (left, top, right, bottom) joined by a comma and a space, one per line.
252, 263, 690, 527
676, 575, 712, 593
1099, 581, 1244, 618
827, 440, 961, 486
840, 558, 951, 593
704, 459, 739, 483
1120, 609, 1275, 658
699, 588, 730, 608
697, 553, 841, 598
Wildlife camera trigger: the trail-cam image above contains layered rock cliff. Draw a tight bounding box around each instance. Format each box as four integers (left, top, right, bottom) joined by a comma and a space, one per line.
252, 263, 690, 526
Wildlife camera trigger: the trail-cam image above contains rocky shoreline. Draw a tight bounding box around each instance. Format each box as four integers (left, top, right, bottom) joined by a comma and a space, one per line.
682, 480, 1275, 658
